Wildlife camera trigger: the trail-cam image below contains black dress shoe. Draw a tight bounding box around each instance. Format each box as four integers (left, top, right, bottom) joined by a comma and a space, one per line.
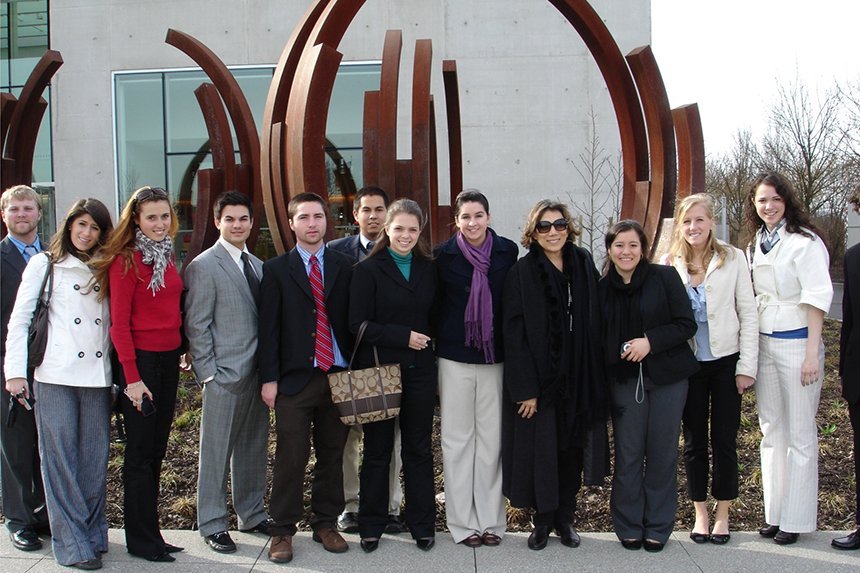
690, 531, 710, 544
384, 514, 408, 534
621, 538, 642, 550
204, 531, 237, 553
643, 539, 665, 552
759, 524, 780, 538
360, 537, 379, 553
337, 512, 359, 533
241, 517, 275, 535
710, 533, 730, 545
144, 552, 175, 562
10, 527, 43, 551
527, 525, 550, 550
164, 543, 184, 553
555, 523, 581, 548
416, 537, 435, 551
832, 528, 860, 550
773, 530, 799, 545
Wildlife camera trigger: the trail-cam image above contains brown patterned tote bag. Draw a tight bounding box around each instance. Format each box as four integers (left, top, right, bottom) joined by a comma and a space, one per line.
327, 320, 402, 425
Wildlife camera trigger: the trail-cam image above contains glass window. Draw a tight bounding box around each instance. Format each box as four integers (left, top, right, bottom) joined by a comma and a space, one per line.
115, 73, 165, 205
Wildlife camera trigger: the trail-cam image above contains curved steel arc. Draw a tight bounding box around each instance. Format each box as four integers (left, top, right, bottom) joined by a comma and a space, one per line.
378, 30, 402, 197
165, 29, 262, 250
626, 45, 676, 254
672, 103, 705, 199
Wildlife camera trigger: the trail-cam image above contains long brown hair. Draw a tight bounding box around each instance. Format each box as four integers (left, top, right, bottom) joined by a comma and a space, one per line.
367, 199, 433, 260
668, 194, 728, 273
91, 186, 179, 300
48, 198, 113, 263
744, 171, 817, 239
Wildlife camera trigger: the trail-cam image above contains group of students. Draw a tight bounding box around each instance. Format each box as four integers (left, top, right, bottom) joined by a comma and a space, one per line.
0, 168, 857, 570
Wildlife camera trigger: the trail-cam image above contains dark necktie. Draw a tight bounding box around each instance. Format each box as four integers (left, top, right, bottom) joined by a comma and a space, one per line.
309, 255, 335, 371
241, 252, 260, 304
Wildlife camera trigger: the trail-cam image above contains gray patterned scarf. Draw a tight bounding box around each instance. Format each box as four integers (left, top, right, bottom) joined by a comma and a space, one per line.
135, 228, 174, 295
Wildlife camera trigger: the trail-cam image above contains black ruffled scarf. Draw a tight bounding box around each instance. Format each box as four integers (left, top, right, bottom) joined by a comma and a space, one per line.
532, 243, 607, 447
601, 261, 651, 379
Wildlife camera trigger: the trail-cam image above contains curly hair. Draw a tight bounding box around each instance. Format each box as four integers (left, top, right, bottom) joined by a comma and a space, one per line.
520, 199, 580, 249
744, 171, 817, 239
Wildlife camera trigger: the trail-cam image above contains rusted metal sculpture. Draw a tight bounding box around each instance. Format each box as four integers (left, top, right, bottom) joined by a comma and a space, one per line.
1, 50, 62, 237
164, 29, 264, 264
161, 0, 703, 256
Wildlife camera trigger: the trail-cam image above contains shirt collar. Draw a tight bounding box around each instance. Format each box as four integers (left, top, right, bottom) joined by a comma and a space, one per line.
7, 234, 40, 254
359, 234, 375, 250
217, 236, 248, 265
761, 218, 786, 241
295, 243, 325, 266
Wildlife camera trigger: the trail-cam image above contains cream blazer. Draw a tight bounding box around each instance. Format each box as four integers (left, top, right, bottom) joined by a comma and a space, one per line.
749, 227, 833, 335
4, 252, 112, 387
667, 242, 759, 379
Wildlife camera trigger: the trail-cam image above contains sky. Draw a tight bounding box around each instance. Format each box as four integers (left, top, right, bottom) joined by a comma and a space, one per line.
651, 0, 860, 157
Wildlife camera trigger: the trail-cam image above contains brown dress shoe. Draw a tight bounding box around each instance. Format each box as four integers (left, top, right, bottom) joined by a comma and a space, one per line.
313, 528, 349, 553
269, 535, 293, 563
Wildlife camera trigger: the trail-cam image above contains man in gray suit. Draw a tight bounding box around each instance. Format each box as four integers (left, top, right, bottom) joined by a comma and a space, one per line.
184, 191, 271, 553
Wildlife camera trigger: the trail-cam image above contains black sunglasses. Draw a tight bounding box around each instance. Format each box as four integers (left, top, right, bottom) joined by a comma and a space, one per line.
135, 187, 168, 203
535, 218, 569, 234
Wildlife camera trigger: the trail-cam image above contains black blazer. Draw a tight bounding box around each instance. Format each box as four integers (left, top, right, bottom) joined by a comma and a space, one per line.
599, 263, 699, 385
258, 247, 354, 396
841, 244, 860, 406
434, 229, 518, 364
1, 237, 28, 359
349, 249, 437, 370
328, 234, 369, 264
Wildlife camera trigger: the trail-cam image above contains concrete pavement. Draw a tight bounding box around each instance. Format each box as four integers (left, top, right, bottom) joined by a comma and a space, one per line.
1, 528, 857, 572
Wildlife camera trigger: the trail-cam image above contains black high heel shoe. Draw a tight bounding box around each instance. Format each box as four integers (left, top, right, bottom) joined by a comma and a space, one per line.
360, 537, 379, 553
416, 537, 435, 551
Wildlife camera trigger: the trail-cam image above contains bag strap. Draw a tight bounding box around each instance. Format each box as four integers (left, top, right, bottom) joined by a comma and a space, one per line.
346, 320, 383, 370
36, 256, 54, 305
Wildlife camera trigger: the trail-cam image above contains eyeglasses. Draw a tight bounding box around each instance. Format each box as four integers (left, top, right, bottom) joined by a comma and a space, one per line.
535, 218, 569, 234
135, 187, 168, 203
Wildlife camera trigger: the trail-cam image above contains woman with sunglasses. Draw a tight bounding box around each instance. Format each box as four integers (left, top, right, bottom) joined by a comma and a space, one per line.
92, 186, 184, 563
599, 220, 698, 552
434, 189, 518, 547
5, 199, 113, 570
664, 194, 757, 545
502, 200, 606, 550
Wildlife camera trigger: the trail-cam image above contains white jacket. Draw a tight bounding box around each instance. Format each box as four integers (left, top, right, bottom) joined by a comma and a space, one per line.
750, 227, 833, 334
667, 242, 759, 379
4, 252, 112, 387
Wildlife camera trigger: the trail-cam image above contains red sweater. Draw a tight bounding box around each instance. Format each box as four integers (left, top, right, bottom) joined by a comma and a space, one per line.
109, 251, 183, 383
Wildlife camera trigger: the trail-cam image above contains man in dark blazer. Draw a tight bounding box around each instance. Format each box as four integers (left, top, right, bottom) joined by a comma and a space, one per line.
327, 186, 406, 535
834, 188, 860, 550
0, 185, 49, 551
184, 191, 271, 553
259, 192, 353, 563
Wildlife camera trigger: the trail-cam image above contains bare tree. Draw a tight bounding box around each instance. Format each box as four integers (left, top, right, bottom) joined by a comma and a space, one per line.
566, 109, 622, 256
705, 130, 760, 246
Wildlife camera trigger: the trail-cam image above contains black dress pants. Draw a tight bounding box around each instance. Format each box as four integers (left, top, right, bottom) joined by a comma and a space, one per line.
533, 443, 583, 528
0, 370, 48, 532
682, 353, 741, 501
359, 367, 436, 539
850, 400, 860, 526
121, 348, 180, 557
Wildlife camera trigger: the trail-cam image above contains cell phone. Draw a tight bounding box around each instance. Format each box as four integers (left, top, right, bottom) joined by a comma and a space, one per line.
14, 391, 34, 411
140, 395, 157, 417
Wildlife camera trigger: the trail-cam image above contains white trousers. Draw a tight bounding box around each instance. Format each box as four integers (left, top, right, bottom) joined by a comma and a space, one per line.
342, 420, 403, 515
438, 358, 506, 542
756, 335, 823, 532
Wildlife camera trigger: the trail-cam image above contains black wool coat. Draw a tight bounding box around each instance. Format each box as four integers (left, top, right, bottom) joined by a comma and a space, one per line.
501, 244, 609, 513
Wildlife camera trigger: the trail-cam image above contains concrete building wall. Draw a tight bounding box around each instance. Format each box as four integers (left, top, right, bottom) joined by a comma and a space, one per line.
49, 0, 651, 252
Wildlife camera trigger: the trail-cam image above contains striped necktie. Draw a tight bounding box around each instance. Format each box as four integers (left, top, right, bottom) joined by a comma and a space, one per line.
22, 244, 39, 262
309, 255, 335, 371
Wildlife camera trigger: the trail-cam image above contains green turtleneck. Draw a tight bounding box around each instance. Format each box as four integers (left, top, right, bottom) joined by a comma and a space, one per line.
388, 248, 413, 280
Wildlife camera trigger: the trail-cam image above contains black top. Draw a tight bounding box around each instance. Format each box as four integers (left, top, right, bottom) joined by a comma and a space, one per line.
433, 229, 518, 364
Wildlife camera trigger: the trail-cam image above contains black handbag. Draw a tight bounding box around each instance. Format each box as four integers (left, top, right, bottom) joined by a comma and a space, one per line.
27, 256, 54, 369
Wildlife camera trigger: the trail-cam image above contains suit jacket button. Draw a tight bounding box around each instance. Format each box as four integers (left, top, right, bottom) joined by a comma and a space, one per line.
309, 356, 314, 362
311, 332, 316, 338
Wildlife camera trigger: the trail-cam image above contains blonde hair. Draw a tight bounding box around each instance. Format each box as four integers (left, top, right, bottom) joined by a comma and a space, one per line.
668, 194, 728, 273
1, 185, 41, 211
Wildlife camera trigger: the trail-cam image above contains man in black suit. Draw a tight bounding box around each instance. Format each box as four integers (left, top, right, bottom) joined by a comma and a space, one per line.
0, 185, 49, 551
327, 187, 406, 535
834, 187, 860, 550
259, 192, 353, 563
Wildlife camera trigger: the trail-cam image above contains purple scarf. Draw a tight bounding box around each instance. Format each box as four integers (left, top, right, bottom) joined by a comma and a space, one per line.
457, 231, 495, 363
